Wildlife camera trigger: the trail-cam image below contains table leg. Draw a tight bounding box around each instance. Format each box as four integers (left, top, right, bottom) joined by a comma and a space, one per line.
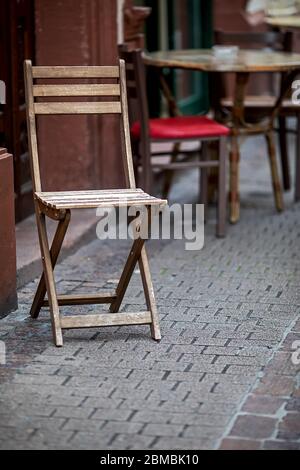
229, 72, 250, 224
229, 133, 240, 224
265, 130, 284, 212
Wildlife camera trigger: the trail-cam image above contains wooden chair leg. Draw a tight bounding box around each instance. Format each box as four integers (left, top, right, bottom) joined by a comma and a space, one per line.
278, 115, 291, 191
200, 141, 209, 222
109, 212, 161, 341
229, 134, 240, 224
36, 212, 63, 347
265, 131, 284, 213
295, 115, 300, 202
139, 247, 161, 341
110, 237, 145, 313
217, 137, 227, 238
30, 210, 71, 319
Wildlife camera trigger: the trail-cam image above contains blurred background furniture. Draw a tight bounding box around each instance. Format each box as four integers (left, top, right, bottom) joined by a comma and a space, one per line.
123, 0, 151, 50
215, 29, 300, 201
145, 48, 300, 223
265, 17, 300, 201
24, 60, 166, 346
214, 30, 291, 188
120, 46, 230, 237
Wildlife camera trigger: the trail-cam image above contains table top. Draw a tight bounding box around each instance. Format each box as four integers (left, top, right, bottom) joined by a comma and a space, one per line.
266, 15, 300, 29
144, 49, 300, 73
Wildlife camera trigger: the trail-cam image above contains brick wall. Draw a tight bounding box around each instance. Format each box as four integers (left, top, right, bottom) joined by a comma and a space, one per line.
0, 149, 17, 316
34, 0, 124, 191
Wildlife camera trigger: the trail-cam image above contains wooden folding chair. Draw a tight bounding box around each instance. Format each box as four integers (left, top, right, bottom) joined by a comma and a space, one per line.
24, 60, 167, 347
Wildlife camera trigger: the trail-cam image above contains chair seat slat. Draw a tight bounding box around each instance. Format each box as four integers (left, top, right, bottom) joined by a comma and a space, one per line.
37, 192, 155, 201
39, 200, 165, 210
35, 189, 166, 210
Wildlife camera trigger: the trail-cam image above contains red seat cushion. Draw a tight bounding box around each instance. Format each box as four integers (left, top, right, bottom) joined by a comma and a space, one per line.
131, 116, 230, 140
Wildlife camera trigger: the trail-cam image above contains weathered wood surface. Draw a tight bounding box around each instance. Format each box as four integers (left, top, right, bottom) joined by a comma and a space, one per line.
144, 49, 300, 73
35, 189, 166, 210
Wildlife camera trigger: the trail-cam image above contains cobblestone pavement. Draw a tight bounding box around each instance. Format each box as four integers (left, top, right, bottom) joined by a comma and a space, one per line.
0, 136, 300, 450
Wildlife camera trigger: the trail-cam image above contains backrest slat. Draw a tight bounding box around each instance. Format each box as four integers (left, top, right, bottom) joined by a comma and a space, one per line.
33, 84, 120, 97
32, 66, 120, 79
34, 102, 122, 115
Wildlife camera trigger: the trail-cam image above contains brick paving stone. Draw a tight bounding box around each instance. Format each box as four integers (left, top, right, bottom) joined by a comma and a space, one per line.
63, 418, 106, 432
151, 436, 215, 450
254, 375, 295, 397
277, 414, 300, 440
263, 441, 300, 450
170, 413, 231, 427
68, 431, 117, 450
107, 434, 156, 450
242, 395, 285, 415
285, 397, 300, 412
1, 137, 300, 449
182, 426, 224, 440
229, 415, 277, 439
220, 438, 262, 450
53, 407, 95, 420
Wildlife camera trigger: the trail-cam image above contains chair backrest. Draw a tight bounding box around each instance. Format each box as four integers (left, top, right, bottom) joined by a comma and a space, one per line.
214, 30, 293, 53
118, 45, 150, 148
24, 60, 136, 192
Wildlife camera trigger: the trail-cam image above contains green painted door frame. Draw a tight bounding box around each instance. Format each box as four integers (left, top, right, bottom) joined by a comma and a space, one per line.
144, 0, 213, 116
167, 0, 213, 115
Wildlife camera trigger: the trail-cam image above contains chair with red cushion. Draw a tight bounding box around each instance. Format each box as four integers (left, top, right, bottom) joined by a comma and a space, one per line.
119, 46, 230, 237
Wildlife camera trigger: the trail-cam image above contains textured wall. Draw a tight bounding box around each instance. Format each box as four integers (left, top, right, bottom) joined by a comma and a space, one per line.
34, 0, 123, 191
0, 149, 17, 316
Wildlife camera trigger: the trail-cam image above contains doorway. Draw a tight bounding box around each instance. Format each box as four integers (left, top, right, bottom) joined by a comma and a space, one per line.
144, 0, 213, 115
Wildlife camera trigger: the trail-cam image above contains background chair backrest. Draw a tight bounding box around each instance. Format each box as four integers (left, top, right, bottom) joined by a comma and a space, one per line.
118, 45, 150, 149
24, 60, 136, 192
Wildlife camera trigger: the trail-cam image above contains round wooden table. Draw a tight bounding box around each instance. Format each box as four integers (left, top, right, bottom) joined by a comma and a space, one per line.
144, 49, 300, 223
144, 48, 300, 73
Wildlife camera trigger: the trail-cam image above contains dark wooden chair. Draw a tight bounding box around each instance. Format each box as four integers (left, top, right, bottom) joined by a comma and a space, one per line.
214, 29, 300, 200
119, 46, 230, 238
24, 59, 167, 347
